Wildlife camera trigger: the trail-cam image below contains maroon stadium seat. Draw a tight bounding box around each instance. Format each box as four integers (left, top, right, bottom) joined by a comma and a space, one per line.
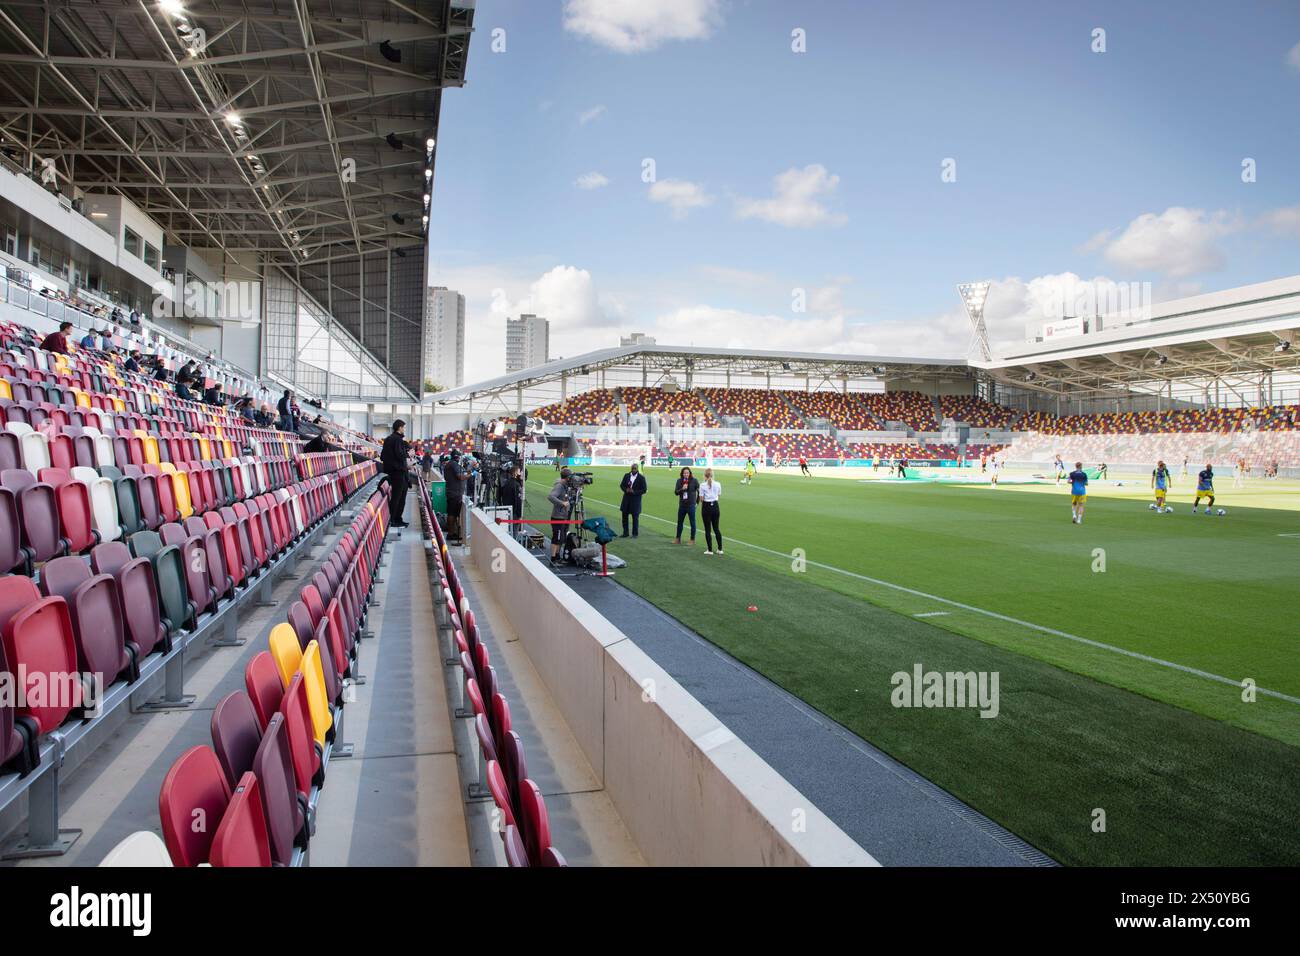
39, 556, 136, 684
503, 824, 530, 867
211, 691, 263, 789
518, 779, 552, 867
0, 487, 25, 574
251, 714, 307, 866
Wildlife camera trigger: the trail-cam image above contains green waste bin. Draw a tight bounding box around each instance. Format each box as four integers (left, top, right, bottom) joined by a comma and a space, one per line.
426, 475, 448, 515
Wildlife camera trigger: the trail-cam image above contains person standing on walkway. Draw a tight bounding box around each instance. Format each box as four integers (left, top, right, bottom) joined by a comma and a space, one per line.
673, 466, 699, 545
699, 467, 723, 555
619, 462, 647, 537
380, 419, 412, 528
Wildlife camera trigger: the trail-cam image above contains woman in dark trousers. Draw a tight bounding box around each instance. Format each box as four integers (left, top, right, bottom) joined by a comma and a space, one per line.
698, 467, 723, 554
673, 466, 700, 545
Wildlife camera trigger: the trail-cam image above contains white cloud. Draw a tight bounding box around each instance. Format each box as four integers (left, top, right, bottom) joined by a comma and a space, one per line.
648, 179, 713, 219
1259, 204, 1300, 237
575, 171, 610, 190
733, 164, 847, 228
563, 0, 722, 53
1095, 207, 1239, 278
577, 104, 607, 125
1287, 41, 1300, 72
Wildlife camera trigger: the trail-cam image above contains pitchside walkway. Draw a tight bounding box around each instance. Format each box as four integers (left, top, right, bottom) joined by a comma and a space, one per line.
557, 569, 1053, 867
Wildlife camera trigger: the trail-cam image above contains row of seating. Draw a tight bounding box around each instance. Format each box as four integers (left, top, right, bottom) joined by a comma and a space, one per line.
420, 480, 566, 867
698, 387, 805, 429
0, 461, 377, 785
150, 485, 389, 866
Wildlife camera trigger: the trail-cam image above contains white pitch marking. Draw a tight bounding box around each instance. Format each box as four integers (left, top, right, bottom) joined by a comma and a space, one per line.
914, 611, 951, 618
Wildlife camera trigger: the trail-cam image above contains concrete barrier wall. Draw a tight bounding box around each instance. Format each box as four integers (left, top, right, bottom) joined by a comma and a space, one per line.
468, 509, 876, 867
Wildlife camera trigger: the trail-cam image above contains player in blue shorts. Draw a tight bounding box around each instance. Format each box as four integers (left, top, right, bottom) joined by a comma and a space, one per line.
1192, 463, 1215, 513
1151, 460, 1171, 511
1068, 461, 1088, 524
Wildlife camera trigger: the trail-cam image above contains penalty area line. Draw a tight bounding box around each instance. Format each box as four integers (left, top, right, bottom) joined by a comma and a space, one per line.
537, 481, 1300, 707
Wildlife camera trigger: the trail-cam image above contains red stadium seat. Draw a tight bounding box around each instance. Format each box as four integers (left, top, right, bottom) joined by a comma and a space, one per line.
158, 746, 231, 867
209, 771, 271, 867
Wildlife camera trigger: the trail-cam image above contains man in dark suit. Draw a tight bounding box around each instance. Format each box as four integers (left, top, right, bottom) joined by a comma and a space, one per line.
619, 462, 647, 537
380, 419, 412, 528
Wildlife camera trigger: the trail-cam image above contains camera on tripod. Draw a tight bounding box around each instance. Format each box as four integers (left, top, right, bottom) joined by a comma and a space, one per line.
566, 471, 594, 488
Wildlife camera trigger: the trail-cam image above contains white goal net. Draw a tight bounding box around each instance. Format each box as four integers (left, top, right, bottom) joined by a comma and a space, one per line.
590, 443, 652, 466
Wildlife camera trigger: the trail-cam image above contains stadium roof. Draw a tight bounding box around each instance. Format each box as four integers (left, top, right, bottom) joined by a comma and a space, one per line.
0, 0, 473, 267
978, 275, 1300, 399
430, 344, 973, 406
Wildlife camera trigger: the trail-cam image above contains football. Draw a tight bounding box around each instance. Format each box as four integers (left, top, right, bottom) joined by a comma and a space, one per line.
1217, 509, 1226, 516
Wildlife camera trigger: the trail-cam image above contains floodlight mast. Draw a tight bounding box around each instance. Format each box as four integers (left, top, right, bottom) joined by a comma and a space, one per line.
957, 281, 993, 361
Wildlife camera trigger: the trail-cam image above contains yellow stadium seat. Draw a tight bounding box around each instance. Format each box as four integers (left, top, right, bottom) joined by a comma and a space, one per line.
300, 641, 333, 746
167, 469, 193, 519
111, 396, 125, 412
0, 380, 10, 401
269, 623, 303, 689
198, 436, 212, 461
73, 389, 91, 408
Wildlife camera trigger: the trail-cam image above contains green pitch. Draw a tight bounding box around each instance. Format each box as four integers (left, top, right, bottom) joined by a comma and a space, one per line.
524, 465, 1300, 866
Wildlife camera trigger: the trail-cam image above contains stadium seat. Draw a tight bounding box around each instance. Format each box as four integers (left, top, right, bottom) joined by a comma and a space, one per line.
251, 713, 308, 866
540, 846, 568, 867
299, 640, 333, 746
0, 487, 26, 574
39, 468, 98, 554
503, 824, 530, 867
3, 595, 83, 732
280, 673, 322, 793
159, 745, 231, 866
269, 623, 303, 688
39, 556, 137, 685
129, 531, 195, 633
99, 830, 173, 867
0, 619, 36, 774
245, 652, 284, 731
115, 557, 171, 658
486, 760, 517, 829
70, 465, 121, 543
209, 771, 271, 867
518, 779, 552, 867
211, 691, 263, 789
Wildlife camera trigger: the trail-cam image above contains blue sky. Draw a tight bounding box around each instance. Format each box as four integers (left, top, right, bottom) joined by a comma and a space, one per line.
428, 0, 1300, 382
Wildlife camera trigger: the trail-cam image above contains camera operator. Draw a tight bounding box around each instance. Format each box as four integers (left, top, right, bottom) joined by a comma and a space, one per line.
442, 449, 467, 542
499, 463, 525, 522
546, 467, 575, 564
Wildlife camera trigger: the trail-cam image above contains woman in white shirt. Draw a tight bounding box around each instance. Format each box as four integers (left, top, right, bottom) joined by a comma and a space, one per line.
699, 467, 723, 555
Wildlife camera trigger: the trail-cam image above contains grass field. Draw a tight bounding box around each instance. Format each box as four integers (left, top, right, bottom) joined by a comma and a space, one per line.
523, 464, 1300, 866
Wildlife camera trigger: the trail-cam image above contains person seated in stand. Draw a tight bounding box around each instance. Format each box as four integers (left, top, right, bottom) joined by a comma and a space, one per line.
40, 321, 73, 354
123, 350, 141, 373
